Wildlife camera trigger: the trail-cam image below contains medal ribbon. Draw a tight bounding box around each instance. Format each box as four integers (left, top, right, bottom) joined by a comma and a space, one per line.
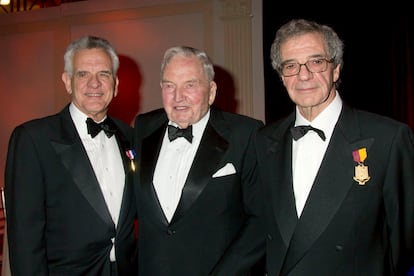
125, 149, 136, 171
126, 149, 136, 160
352, 147, 367, 163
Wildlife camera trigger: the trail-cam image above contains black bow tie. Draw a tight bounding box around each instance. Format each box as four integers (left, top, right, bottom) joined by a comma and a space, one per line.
167, 125, 193, 143
86, 117, 117, 138
291, 125, 326, 141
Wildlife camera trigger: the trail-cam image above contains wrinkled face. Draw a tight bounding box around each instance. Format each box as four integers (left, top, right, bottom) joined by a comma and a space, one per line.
280, 32, 340, 113
160, 54, 216, 129
62, 48, 119, 121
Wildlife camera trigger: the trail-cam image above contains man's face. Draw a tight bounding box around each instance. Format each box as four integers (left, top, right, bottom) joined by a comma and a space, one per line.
280, 32, 340, 117
160, 54, 216, 129
62, 48, 119, 121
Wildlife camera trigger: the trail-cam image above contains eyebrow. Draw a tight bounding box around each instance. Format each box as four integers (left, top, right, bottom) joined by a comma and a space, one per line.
282, 54, 327, 64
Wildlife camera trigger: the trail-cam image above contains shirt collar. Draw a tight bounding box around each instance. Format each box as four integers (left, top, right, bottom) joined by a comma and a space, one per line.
69, 103, 108, 138
168, 109, 210, 143
295, 91, 343, 141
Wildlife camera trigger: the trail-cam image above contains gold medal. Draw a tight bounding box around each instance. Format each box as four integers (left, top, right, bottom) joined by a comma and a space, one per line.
353, 164, 370, 185
352, 147, 370, 185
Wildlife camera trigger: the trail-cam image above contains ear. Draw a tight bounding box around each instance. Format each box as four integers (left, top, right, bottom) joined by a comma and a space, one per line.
208, 81, 217, 105
113, 77, 119, 97
333, 63, 341, 83
62, 72, 72, 95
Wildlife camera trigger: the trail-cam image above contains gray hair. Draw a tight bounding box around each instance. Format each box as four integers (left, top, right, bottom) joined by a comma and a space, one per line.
63, 36, 120, 77
160, 46, 215, 82
270, 19, 344, 76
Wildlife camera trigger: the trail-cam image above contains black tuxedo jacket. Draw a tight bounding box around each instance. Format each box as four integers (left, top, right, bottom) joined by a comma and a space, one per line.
256, 104, 414, 275
5, 105, 137, 276
133, 107, 265, 276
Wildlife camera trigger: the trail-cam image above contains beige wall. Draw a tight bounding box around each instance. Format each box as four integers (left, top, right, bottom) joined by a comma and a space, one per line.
0, 0, 264, 189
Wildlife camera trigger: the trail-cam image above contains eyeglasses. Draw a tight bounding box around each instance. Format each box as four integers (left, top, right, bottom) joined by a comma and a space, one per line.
280, 58, 334, 77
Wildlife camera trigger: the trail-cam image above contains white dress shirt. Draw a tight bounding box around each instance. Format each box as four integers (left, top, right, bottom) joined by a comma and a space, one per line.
69, 103, 125, 261
292, 92, 342, 217
153, 110, 210, 222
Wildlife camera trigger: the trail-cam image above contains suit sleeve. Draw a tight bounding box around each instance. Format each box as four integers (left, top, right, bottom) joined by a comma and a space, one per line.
383, 124, 414, 275
210, 121, 266, 276
5, 126, 49, 275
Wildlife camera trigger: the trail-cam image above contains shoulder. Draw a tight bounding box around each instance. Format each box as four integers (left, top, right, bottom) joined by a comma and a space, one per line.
133, 108, 167, 139
13, 112, 62, 134
210, 107, 264, 129
258, 113, 293, 138
345, 106, 412, 135
134, 108, 166, 125
207, 108, 264, 145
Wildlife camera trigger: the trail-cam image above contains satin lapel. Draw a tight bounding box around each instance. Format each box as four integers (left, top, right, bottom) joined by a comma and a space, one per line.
141, 123, 170, 225
171, 122, 228, 224
111, 121, 134, 228
50, 109, 113, 226
108, 117, 134, 176
281, 104, 374, 274
261, 115, 298, 247
269, 127, 299, 247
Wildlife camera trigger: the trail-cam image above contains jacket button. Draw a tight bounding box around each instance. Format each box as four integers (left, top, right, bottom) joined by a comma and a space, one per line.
335, 245, 343, 251
167, 229, 176, 235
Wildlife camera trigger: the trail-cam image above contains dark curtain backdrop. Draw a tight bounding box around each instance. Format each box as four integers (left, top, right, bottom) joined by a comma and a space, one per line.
262, 4, 414, 131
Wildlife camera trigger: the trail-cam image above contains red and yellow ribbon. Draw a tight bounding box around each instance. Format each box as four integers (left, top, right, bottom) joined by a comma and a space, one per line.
352, 147, 367, 163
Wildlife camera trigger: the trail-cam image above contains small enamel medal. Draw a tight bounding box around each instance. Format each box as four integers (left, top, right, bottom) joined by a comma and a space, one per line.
352, 147, 370, 185
126, 149, 136, 172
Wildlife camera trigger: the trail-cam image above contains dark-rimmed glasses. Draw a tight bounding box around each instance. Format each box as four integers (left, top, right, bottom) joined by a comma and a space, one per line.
280, 58, 334, 77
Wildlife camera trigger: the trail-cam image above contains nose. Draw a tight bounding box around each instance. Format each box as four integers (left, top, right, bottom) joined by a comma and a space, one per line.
299, 63, 312, 74
174, 87, 184, 101
297, 64, 312, 80
87, 74, 102, 88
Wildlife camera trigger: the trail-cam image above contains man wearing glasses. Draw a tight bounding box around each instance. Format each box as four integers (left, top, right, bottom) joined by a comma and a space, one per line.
255, 19, 414, 275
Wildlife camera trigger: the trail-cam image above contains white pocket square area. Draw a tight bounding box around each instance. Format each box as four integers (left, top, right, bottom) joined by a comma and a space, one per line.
212, 163, 236, 178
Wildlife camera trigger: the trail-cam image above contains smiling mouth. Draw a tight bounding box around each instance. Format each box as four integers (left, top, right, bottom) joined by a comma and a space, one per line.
174, 106, 188, 110
86, 93, 103, 97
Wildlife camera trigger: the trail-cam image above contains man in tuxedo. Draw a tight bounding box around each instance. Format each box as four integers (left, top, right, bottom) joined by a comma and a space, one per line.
133, 46, 265, 275
256, 19, 414, 275
4, 36, 137, 275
